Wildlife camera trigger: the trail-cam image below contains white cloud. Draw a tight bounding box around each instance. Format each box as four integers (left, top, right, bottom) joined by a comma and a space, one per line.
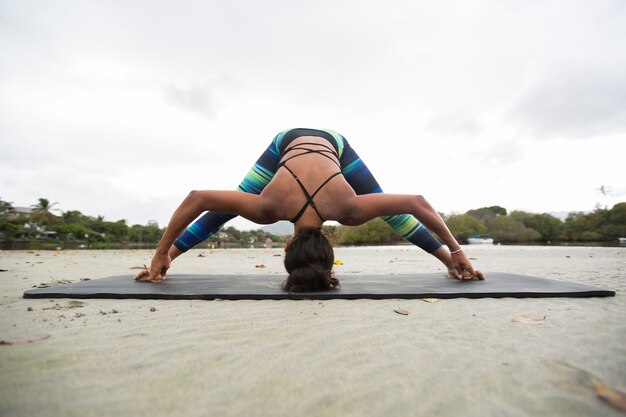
507, 64, 626, 139
1, 0, 625, 229
425, 111, 483, 137
471, 141, 525, 168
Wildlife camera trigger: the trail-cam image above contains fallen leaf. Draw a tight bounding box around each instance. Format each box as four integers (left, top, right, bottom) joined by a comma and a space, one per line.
394, 308, 409, 315
255, 264, 266, 268
422, 298, 439, 303
333, 259, 343, 265
592, 379, 626, 411
197, 253, 206, 257
512, 314, 546, 324
0, 335, 50, 345
273, 254, 282, 257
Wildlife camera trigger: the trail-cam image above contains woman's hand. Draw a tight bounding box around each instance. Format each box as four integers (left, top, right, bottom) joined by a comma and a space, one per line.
134, 251, 171, 283
450, 251, 484, 280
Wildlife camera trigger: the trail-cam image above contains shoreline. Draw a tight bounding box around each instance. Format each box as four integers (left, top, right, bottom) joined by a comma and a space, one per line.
3, 239, 626, 251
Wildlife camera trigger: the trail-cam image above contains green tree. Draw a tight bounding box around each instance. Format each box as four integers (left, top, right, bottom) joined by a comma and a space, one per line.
61, 210, 87, 225
51, 222, 90, 240
337, 218, 402, 245
0, 198, 14, 217
608, 202, 626, 224
102, 219, 129, 242
0, 198, 17, 240
225, 226, 241, 241
466, 206, 507, 222
604, 203, 626, 239
528, 213, 563, 241
485, 216, 541, 243
129, 223, 164, 243
562, 207, 617, 241
508, 211, 563, 241
563, 212, 588, 241
445, 214, 488, 241
88, 215, 107, 234
30, 198, 60, 227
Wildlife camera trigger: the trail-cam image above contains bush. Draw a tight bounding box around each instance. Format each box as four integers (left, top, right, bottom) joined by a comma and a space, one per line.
486, 216, 541, 243
337, 218, 402, 245
445, 214, 487, 241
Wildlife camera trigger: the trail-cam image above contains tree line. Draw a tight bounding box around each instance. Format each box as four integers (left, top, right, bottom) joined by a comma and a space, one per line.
0, 198, 283, 249
2, 197, 624, 248
332, 203, 626, 245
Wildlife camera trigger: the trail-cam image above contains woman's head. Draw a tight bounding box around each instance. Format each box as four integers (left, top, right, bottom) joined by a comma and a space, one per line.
283, 227, 339, 292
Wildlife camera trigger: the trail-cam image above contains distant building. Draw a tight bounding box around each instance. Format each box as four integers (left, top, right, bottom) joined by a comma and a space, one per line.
13, 207, 33, 215
36, 231, 59, 239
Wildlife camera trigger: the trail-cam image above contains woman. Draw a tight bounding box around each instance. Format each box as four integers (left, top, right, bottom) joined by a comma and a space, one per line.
135, 128, 483, 290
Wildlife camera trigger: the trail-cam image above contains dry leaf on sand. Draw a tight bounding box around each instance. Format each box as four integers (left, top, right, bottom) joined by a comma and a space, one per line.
592, 379, 626, 411
394, 308, 409, 315
1, 335, 50, 345
512, 314, 546, 324
255, 264, 266, 268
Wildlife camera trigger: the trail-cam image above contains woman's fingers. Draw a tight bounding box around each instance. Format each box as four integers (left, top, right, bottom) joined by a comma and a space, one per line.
448, 268, 461, 279
459, 267, 484, 281
133, 267, 166, 283
147, 267, 166, 282
133, 269, 150, 281
453, 260, 484, 281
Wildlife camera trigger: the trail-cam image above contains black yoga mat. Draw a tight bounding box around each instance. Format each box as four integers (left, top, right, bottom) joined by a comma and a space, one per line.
23, 272, 615, 300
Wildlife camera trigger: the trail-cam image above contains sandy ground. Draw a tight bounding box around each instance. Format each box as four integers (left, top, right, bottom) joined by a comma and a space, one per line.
0, 245, 625, 417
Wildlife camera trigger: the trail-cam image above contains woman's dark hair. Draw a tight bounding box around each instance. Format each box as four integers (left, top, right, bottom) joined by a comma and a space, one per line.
282, 227, 339, 292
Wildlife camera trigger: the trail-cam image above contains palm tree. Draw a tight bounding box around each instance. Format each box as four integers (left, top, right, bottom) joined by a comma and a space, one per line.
0, 198, 15, 218
30, 198, 60, 227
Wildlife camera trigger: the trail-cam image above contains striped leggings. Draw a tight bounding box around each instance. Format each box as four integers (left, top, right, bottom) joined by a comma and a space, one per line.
173, 129, 442, 253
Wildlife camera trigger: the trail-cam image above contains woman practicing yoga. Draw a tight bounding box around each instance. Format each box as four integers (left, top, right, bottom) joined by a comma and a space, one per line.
135, 128, 483, 291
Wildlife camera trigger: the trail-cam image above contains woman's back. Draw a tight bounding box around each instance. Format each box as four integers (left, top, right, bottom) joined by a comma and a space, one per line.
260, 136, 358, 226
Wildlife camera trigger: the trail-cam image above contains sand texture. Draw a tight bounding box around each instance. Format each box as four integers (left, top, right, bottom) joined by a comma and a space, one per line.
1, 245, 625, 417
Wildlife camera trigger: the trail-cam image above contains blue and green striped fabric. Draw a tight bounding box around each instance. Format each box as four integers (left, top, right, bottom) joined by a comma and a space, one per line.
174, 128, 441, 253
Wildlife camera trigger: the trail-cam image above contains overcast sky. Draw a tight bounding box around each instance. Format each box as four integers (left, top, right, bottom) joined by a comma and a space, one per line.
1, 0, 624, 229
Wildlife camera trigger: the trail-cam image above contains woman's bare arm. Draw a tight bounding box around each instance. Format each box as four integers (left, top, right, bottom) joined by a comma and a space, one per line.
159, 190, 272, 249
135, 190, 273, 282
348, 193, 483, 279
348, 194, 456, 248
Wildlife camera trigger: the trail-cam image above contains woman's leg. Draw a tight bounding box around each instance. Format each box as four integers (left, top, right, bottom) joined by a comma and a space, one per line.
173, 136, 283, 253
339, 136, 445, 254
